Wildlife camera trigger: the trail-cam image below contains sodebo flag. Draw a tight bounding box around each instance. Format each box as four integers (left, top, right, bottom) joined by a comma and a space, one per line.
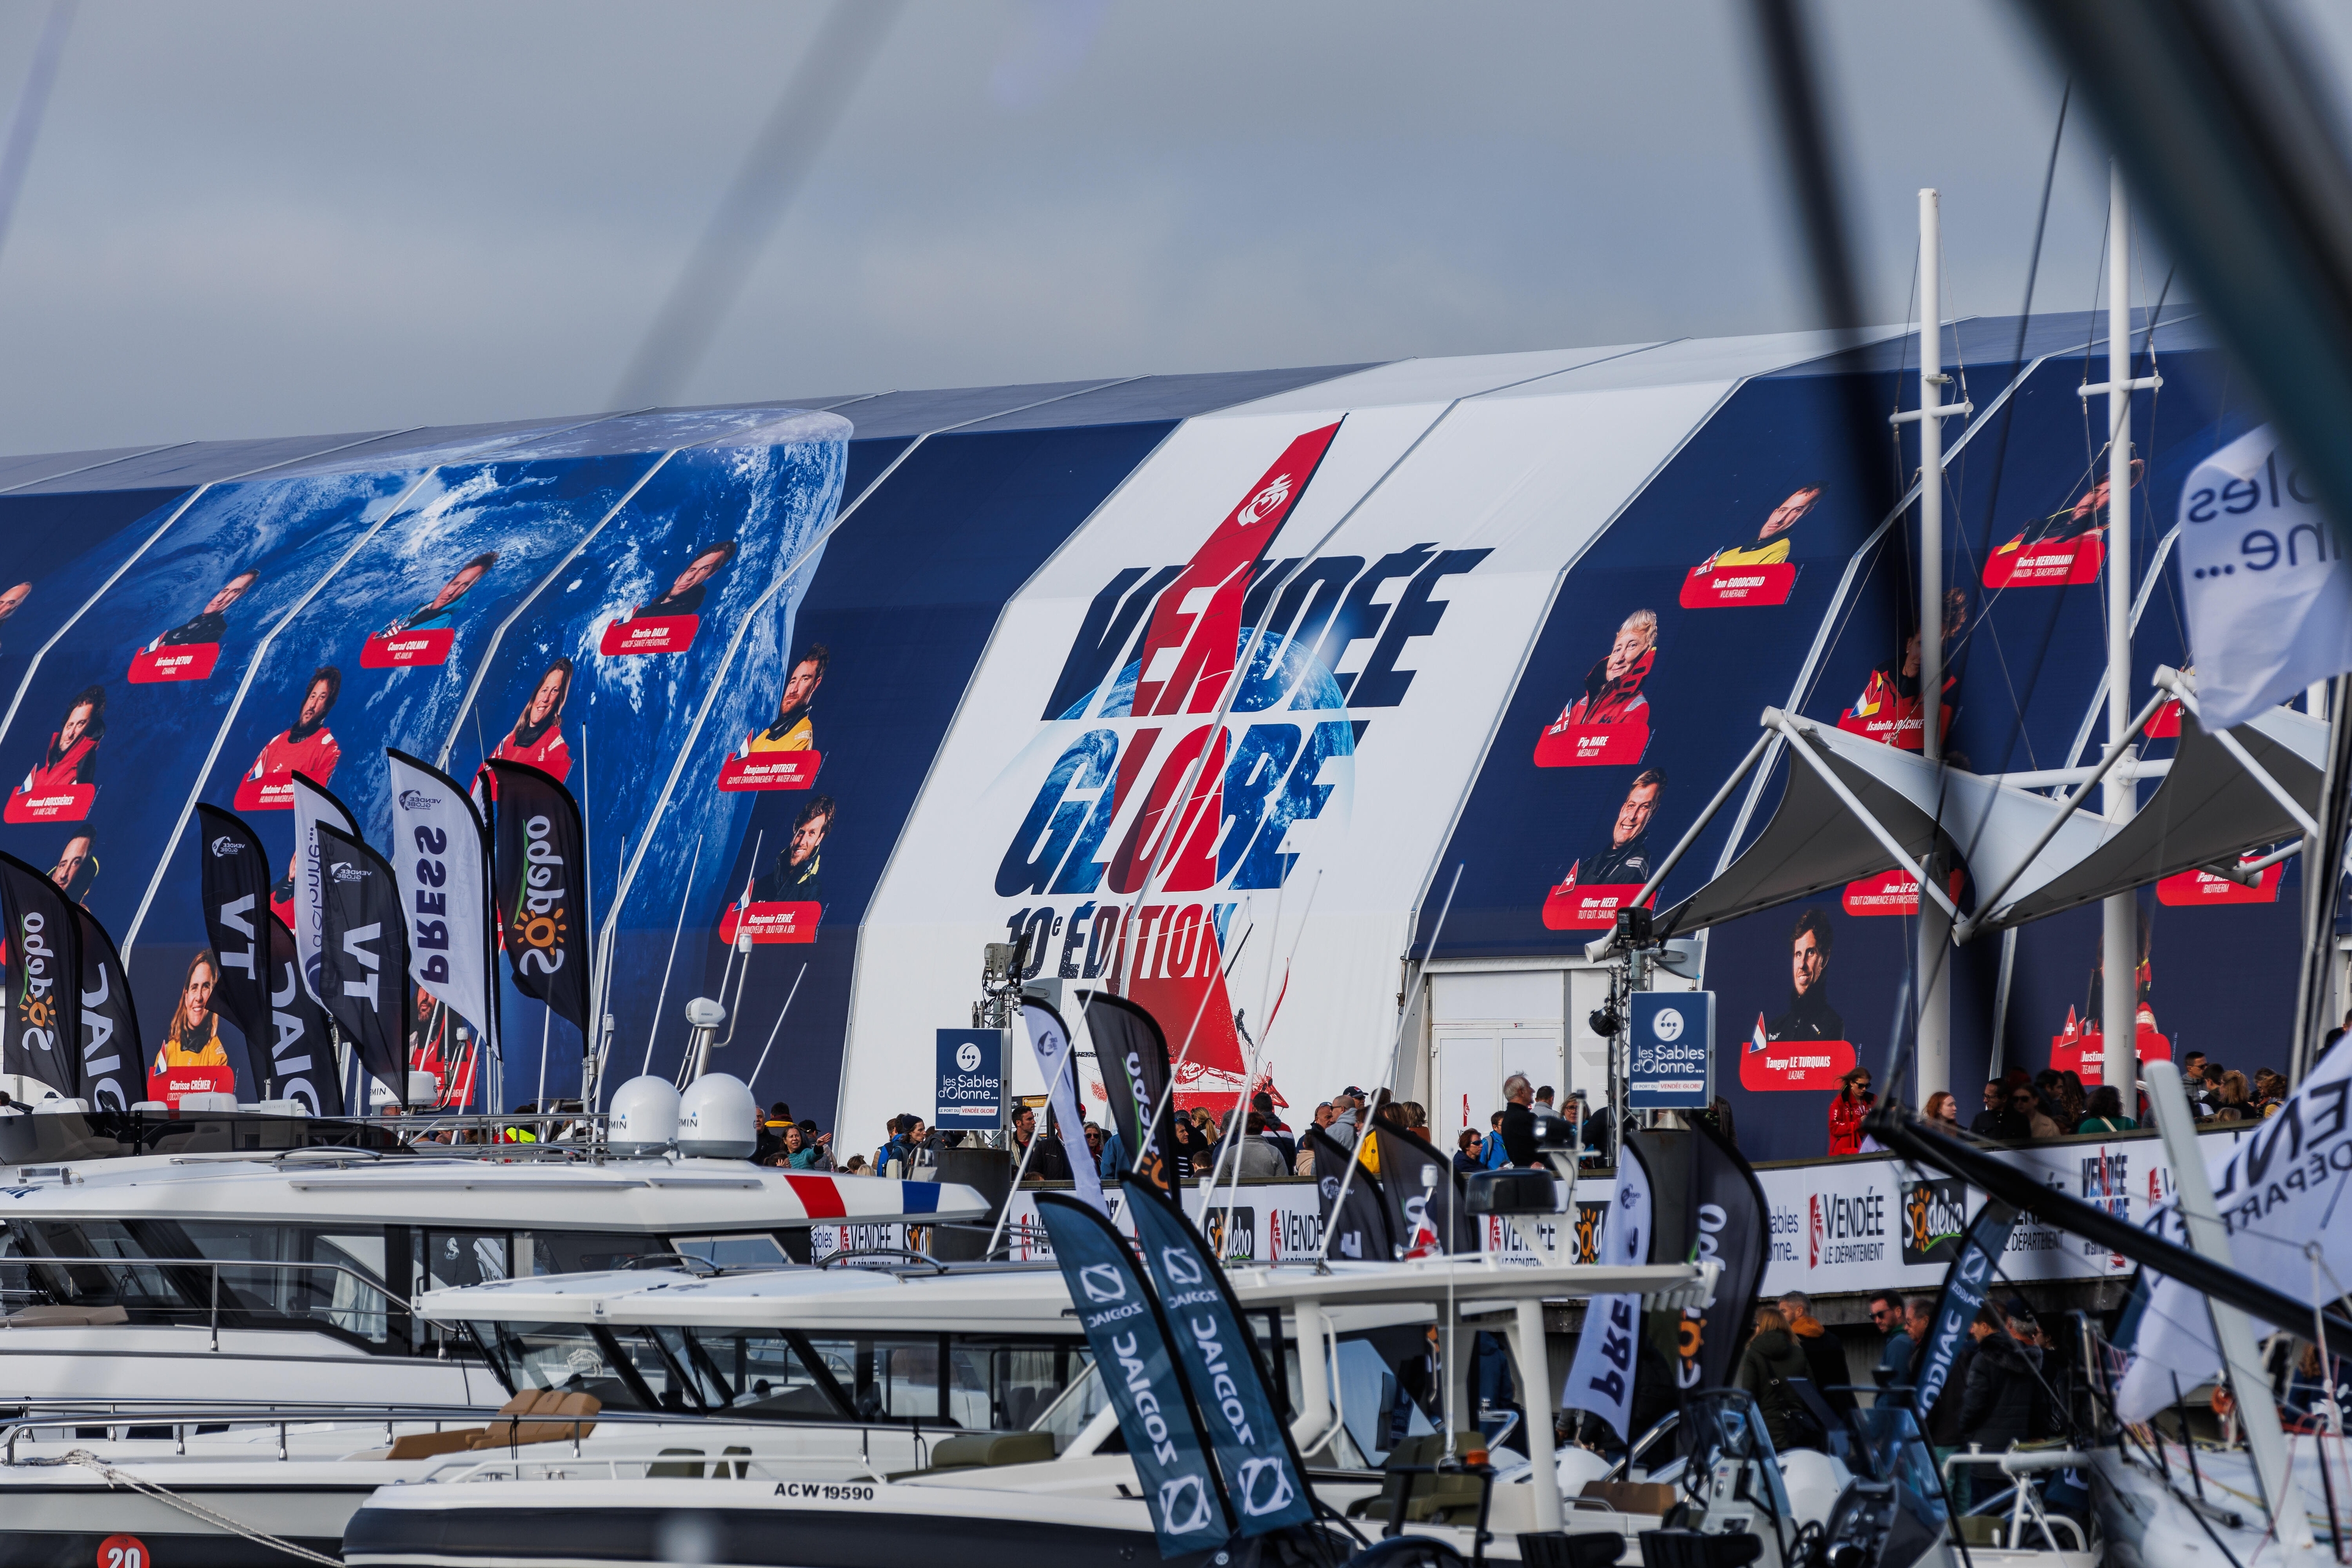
2179, 425, 2352, 729
387, 750, 492, 1041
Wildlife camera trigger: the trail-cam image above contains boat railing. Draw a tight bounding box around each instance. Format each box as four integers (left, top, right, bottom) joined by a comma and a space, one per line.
1, 1254, 436, 1349
1942, 1447, 2092, 1551
0, 1398, 1024, 1474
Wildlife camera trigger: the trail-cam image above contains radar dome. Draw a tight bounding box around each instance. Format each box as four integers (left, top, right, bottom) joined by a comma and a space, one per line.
677, 1072, 756, 1159
607, 1076, 681, 1155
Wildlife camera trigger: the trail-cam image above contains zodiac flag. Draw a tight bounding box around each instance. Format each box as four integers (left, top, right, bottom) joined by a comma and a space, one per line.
1914, 1202, 2019, 1420
70, 903, 139, 1110
1125, 1180, 1315, 1536
262, 912, 343, 1117
1036, 1192, 1233, 1556
486, 759, 592, 1033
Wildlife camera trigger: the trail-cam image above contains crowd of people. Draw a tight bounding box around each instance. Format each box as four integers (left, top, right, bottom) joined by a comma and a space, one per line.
744, 1071, 1597, 1187
1735, 1288, 2071, 1484
1825, 1050, 2291, 1156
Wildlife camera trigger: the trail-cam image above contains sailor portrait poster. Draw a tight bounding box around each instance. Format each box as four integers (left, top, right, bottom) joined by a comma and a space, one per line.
0, 413, 848, 1114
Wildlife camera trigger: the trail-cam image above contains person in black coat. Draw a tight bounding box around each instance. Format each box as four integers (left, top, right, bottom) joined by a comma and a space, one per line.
1777, 1292, 1858, 1418
1958, 1306, 2042, 1452
1499, 1074, 1540, 1166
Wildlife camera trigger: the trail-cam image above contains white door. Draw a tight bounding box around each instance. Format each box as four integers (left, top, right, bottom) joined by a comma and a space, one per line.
1433, 1033, 1500, 1145
1501, 1031, 1564, 1110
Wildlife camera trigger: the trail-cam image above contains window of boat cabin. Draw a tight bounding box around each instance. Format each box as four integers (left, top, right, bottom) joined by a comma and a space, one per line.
0, 1219, 798, 1355
469, 1321, 1089, 1429
669, 1234, 788, 1270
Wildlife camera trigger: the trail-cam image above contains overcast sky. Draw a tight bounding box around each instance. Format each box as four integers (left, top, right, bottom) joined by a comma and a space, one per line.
0, 0, 2342, 456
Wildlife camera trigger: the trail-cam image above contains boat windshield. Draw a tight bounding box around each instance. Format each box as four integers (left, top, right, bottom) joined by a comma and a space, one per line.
470, 1319, 1090, 1430
1845, 1402, 1951, 1567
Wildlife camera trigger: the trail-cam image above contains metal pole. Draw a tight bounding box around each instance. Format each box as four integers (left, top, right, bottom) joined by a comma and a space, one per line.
1513, 1295, 1564, 1532
1915, 187, 1951, 1112
2144, 1060, 2315, 1552
2101, 164, 2140, 1099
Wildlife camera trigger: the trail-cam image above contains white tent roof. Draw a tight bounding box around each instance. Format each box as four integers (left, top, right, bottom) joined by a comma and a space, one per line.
1655, 714, 2103, 938
1978, 706, 2325, 930
1657, 704, 2326, 941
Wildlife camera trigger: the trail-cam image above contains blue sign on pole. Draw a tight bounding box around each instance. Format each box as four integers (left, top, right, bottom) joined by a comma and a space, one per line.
935, 1028, 1006, 1131
1629, 992, 1713, 1109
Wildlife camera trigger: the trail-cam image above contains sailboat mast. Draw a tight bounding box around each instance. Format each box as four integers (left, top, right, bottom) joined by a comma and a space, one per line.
1913, 187, 1954, 1109
2101, 162, 2140, 1098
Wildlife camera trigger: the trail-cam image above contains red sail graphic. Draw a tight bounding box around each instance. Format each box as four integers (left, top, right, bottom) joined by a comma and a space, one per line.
1105, 425, 1341, 1093
1129, 424, 1340, 719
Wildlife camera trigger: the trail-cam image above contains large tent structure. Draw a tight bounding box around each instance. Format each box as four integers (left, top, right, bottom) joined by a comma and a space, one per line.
0, 314, 2288, 1160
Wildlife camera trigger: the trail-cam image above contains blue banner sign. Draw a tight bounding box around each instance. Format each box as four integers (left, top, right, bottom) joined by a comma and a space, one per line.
934, 1027, 1005, 1131
1629, 991, 1713, 1109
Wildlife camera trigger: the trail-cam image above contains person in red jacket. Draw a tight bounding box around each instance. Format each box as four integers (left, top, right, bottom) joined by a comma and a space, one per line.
245, 667, 342, 786
1828, 1068, 1875, 1157
491, 657, 573, 782
17, 686, 105, 797
1555, 609, 1656, 728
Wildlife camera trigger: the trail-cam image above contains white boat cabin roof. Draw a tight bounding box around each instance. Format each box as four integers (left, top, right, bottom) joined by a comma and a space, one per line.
0, 1154, 987, 1232
416, 1255, 1710, 1332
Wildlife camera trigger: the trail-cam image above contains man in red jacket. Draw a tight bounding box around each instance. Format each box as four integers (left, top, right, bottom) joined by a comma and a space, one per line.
245, 667, 342, 787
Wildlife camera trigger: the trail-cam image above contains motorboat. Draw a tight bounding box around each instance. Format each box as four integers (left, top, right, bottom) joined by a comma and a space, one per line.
0, 1121, 986, 1411
332, 1251, 1978, 1568
0, 1257, 1090, 1567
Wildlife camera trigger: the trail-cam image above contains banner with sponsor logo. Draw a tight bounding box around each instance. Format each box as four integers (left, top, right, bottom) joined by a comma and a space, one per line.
1306, 1125, 1389, 1263
933, 1027, 1004, 1133
289, 774, 357, 1008
2117, 1042, 2352, 1423
1913, 1200, 2018, 1420
315, 822, 412, 1106
1126, 1180, 1315, 1536
1035, 1191, 1233, 1556
2178, 425, 2352, 730
487, 759, 592, 1036
1678, 1118, 1770, 1395
1564, 1135, 1655, 1439
1090, 991, 1178, 1193
195, 804, 273, 1052
1370, 1123, 1469, 1257
71, 902, 139, 1110
0, 851, 80, 1093
386, 750, 493, 1042
262, 911, 343, 1116
1022, 999, 1105, 1213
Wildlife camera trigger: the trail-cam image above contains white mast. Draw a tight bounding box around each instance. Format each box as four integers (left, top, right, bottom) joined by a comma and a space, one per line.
2101, 164, 2139, 1098
1904, 187, 1967, 1109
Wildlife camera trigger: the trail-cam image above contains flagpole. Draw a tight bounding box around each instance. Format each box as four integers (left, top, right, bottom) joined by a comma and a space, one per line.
2099, 163, 2142, 1098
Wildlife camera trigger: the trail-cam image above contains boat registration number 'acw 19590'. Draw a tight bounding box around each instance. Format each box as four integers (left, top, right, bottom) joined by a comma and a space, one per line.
774, 1483, 876, 1501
